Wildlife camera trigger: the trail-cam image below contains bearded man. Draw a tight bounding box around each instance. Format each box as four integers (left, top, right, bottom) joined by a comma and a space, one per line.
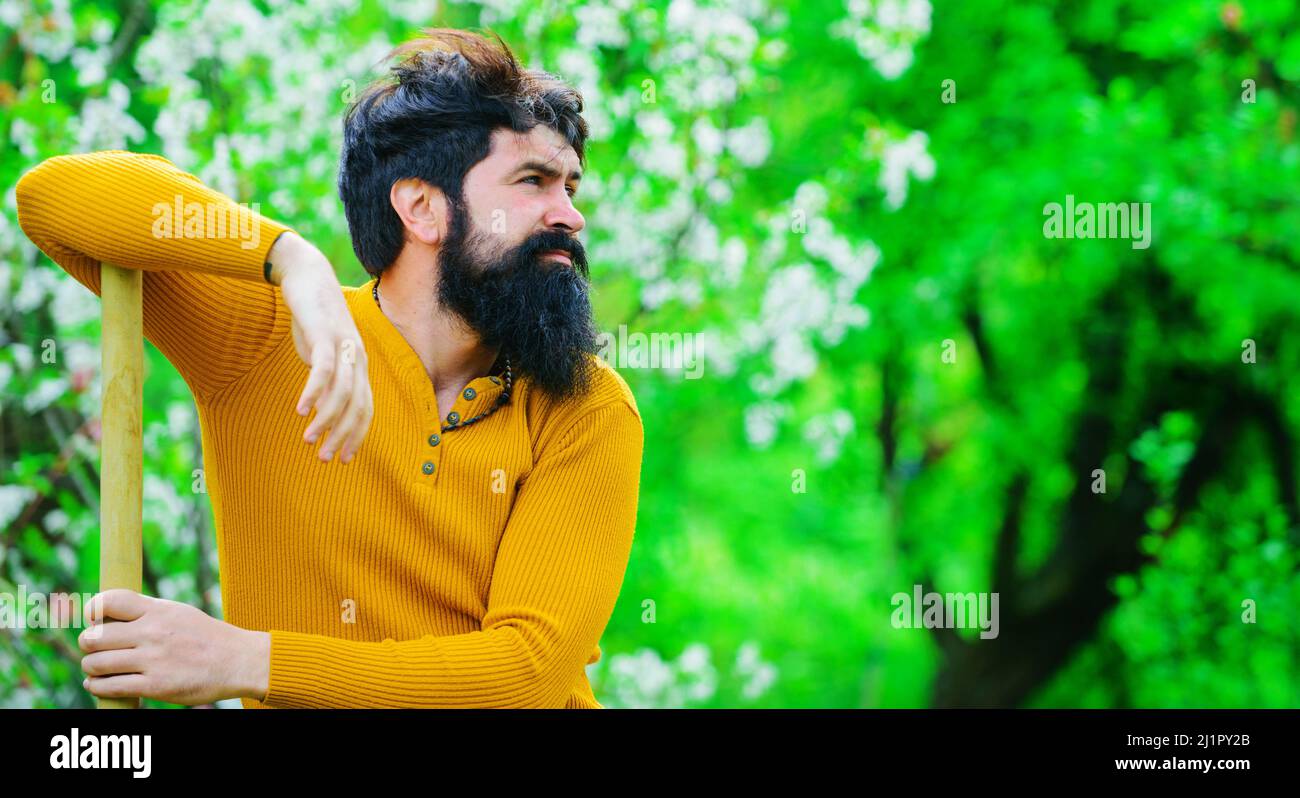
15, 28, 642, 709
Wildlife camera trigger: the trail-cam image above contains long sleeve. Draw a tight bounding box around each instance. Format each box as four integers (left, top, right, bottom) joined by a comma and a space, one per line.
14, 150, 296, 403
260, 399, 645, 708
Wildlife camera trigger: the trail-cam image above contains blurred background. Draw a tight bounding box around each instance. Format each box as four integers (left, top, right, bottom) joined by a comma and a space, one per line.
1, 0, 1297, 708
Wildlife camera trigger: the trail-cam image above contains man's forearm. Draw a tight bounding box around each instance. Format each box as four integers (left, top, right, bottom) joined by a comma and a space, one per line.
266, 229, 334, 287
15, 151, 293, 285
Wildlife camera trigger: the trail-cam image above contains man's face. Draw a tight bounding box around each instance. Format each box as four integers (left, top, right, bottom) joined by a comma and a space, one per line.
436, 126, 598, 403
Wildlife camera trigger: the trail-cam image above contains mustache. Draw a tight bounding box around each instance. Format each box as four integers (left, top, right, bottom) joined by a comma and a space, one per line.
511, 229, 588, 277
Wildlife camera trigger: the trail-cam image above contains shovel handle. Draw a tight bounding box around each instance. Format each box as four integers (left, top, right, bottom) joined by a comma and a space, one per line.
98, 262, 142, 710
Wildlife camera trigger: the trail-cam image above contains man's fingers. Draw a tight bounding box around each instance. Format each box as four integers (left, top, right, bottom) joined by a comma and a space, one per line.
297, 343, 335, 422
84, 673, 149, 699
303, 350, 347, 444
82, 648, 142, 677
334, 353, 373, 464
84, 589, 149, 626
307, 342, 356, 458
78, 618, 134, 652
319, 375, 366, 461
340, 392, 374, 464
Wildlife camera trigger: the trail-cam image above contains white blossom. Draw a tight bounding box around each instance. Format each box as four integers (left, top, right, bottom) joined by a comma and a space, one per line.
832, 0, 931, 80
802, 409, 857, 465
744, 400, 787, 447
733, 641, 779, 700
869, 128, 935, 210
9, 118, 38, 159
50, 275, 100, 327
23, 377, 68, 413
71, 81, 146, 153
574, 4, 629, 49
0, 485, 37, 531
726, 117, 772, 167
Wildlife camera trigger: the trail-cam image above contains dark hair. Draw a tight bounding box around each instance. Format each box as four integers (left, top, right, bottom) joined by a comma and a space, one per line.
338, 28, 589, 275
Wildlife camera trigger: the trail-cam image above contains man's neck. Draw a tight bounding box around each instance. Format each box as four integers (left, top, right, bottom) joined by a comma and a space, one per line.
375, 258, 500, 395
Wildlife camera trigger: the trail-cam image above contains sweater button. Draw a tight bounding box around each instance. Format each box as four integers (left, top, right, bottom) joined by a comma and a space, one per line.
489, 376, 501, 385
421, 461, 436, 475
428, 433, 440, 447
463, 387, 476, 400
446, 411, 460, 425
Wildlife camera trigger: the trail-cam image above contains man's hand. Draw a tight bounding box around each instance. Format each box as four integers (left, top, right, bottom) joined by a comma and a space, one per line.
78, 589, 270, 706
267, 231, 374, 464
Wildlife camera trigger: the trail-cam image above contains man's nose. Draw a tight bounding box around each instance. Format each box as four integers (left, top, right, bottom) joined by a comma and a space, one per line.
542, 189, 585, 235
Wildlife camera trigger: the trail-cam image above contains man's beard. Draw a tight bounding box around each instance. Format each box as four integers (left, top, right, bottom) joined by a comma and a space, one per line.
435, 197, 599, 404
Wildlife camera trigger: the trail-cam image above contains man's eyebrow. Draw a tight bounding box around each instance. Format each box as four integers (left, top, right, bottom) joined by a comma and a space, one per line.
510, 159, 583, 182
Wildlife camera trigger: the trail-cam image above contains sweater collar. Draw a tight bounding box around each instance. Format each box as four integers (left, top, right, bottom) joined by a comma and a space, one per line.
352, 277, 510, 394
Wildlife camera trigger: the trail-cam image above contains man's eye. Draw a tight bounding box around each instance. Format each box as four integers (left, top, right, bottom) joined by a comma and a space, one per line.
520, 175, 576, 198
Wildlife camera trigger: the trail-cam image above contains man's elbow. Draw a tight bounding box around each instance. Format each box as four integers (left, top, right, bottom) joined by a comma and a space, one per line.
489, 623, 583, 708
14, 158, 58, 241
14, 154, 91, 244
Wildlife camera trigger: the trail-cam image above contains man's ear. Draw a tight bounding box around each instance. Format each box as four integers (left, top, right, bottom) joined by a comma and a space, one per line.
390, 178, 447, 246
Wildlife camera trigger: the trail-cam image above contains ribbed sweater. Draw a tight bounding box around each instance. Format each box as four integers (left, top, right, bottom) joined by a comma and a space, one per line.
14, 150, 644, 708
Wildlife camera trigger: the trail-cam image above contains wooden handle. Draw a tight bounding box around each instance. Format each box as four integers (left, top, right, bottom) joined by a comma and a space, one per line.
98, 263, 142, 710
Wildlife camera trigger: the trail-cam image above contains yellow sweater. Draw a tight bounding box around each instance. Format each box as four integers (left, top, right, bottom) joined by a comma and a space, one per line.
15, 151, 644, 708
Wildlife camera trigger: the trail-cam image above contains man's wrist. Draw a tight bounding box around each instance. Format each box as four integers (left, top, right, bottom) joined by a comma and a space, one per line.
266, 231, 330, 287
234, 629, 272, 702
265, 230, 297, 285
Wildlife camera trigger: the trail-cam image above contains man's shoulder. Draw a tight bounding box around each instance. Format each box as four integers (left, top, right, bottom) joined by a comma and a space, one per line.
580, 352, 640, 422
545, 353, 640, 423
341, 280, 370, 307
339, 279, 379, 328
521, 353, 642, 450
